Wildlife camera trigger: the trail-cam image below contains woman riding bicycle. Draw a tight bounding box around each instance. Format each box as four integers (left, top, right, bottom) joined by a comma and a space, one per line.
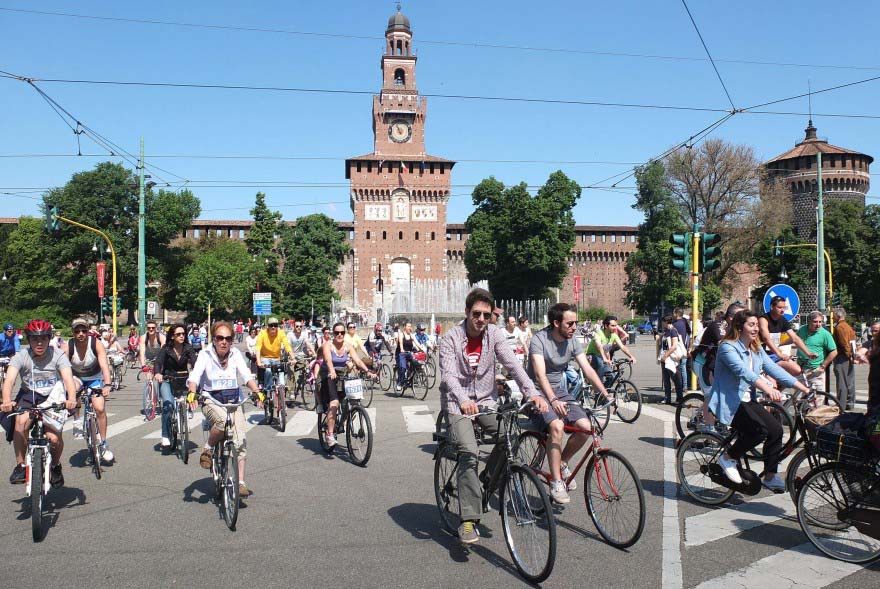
318, 322, 374, 448
706, 310, 811, 492
394, 322, 424, 392
154, 323, 197, 450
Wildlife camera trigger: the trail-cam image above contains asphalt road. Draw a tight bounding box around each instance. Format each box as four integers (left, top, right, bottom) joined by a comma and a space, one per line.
0, 336, 876, 588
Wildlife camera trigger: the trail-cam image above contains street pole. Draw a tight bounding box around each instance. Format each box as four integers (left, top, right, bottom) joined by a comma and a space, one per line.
137, 137, 147, 333
691, 228, 700, 391
816, 151, 826, 314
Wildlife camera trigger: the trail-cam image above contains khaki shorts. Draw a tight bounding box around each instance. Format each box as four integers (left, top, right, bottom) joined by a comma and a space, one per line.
202, 403, 247, 459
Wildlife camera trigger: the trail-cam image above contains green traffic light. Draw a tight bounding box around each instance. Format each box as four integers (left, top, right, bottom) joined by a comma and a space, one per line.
669, 232, 691, 274
700, 233, 722, 273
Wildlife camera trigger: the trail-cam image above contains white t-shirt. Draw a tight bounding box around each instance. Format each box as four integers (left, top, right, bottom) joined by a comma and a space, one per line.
188, 347, 252, 392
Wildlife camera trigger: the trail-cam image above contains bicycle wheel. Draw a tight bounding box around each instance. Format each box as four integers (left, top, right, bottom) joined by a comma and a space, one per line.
745, 401, 795, 460
179, 403, 190, 464
413, 367, 429, 401
317, 412, 333, 454
433, 442, 461, 535
616, 361, 633, 380
302, 380, 316, 411
614, 379, 642, 424
425, 360, 437, 389
592, 391, 611, 432
276, 386, 287, 433
346, 405, 373, 467
361, 377, 374, 408
31, 447, 45, 542
379, 364, 392, 391
142, 381, 157, 421
222, 446, 240, 530
785, 445, 826, 503
500, 464, 557, 583
169, 407, 179, 452
797, 462, 880, 564
584, 449, 645, 548
675, 392, 705, 440
513, 430, 547, 470
86, 413, 102, 480
676, 432, 735, 505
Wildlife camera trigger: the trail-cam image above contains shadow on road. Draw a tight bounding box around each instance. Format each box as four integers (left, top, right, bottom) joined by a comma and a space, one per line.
637, 436, 668, 449
12, 485, 86, 540
182, 476, 216, 505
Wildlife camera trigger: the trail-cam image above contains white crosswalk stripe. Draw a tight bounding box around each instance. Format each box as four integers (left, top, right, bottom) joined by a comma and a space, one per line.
143, 414, 202, 439
401, 405, 435, 433
684, 493, 794, 547
62, 413, 116, 432
277, 410, 317, 437
105, 415, 152, 439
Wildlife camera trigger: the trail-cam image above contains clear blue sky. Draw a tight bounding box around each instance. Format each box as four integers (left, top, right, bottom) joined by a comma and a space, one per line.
2, 1, 879, 225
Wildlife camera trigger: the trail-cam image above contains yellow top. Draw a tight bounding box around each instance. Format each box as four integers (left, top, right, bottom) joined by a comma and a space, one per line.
345, 333, 364, 353
255, 329, 293, 359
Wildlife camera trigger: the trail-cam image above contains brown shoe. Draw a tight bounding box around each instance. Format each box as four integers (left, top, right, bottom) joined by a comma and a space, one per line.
238, 483, 251, 498
199, 449, 213, 469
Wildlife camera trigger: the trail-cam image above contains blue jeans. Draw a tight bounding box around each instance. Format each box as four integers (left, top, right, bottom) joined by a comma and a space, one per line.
678, 358, 689, 392
263, 359, 286, 391
589, 355, 612, 387
158, 381, 178, 438
397, 352, 413, 386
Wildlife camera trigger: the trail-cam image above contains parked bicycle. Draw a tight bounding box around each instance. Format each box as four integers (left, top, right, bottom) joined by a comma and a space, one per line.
317, 374, 373, 467
514, 398, 646, 548
433, 387, 556, 583
7, 402, 68, 542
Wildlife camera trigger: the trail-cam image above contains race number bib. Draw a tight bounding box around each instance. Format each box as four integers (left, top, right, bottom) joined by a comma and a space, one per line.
209, 378, 237, 390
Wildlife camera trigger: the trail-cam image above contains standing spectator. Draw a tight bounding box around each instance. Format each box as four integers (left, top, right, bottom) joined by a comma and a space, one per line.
502, 316, 521, 354
796, 311, 837, 392
832, 308, 858, 410
235, 321, 244, 343
434, 321, 442, 339
659, 315, 683, 405
673, 308, 691, 391
516, 316, 532, 366
856, 320, 880, 413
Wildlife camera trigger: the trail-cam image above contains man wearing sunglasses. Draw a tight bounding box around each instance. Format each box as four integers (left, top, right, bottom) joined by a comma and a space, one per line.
439, 288, 548, 545
255, 317, 294, 401
758, 295, 816, 377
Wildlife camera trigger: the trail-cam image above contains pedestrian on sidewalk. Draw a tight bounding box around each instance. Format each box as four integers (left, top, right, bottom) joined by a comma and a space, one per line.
832, 308, 857, 410
659, 315, 683, 405
796, 311, 837, 392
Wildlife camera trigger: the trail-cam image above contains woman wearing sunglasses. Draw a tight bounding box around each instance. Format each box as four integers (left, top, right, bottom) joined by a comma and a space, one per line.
154, 323, 198, 450
318, 322, 375, 448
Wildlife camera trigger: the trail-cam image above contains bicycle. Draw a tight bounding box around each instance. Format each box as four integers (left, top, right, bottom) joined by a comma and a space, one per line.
166, 376, 191, 464
424, 348, 438, 389
0, 357, 9, 394
288, 359, 317, 411
433, 390, 557, 583
140, 362, 158, 421
261, 362, 287, 432
372, 353, 393, 392
107, 352, 125, 391
8, 402, 69, 542
795, 429, 880, 564
317, 373, 373, 467
200, 393, 254, 531
572, 365, 642, 429
392, 353, 429, 400
611, 357, 633, 381
76, 384, 105, 480
514, 399, 646, 548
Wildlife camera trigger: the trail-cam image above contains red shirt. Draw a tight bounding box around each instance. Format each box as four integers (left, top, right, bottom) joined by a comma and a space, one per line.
465, 334, 482, 370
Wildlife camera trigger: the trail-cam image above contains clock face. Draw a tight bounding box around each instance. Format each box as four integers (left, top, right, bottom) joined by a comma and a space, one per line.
389, 119, 412, 143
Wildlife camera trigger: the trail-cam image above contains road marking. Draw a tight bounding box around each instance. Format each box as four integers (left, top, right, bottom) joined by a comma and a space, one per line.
662, 419, 683, 589
365, 407, 377, 432
62, 413, 116, 432
143, 414, 202, 439
277, 410, 316, 436
105, 416, 151, 439
693, 542, 865, 588
243, 410, 262, 433
401, 405, 435, 433
641, 404, 676, 423
684, 493, 795, 547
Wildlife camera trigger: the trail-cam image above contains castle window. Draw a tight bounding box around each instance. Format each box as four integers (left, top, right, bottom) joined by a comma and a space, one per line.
601, 234, 606, 243
611, 234, 616, 243
238, 230, 245, 239
357, 162, 362, 172
348, 231, 353, 240
366, 231, 371, 240
446, 232, 451, 240
429, 163, 435, 174
415, 231, 420, 240
439, 164, 445, 174
216, 229, 222, 237
457, 232, 462, 241
591, 234, 596, 242
431, 231, 435, 241
193, 229, 200, 239
367, 162, 372, 172
398, 231, 403, 240
382, 231, 387, 240
830, 155, 836, 168
393, 68, 405, 86
630, 235, 636, 243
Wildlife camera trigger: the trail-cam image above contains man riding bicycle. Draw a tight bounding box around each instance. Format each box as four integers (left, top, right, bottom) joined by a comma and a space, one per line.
528, 303, 611, 504
286, 320, 316, 392
61, 318, 115, 462
255, 317, 294, 396
439, 288, 548, 544
0, 323, 21, 359
364, 322, 386, 360
1, 319, 78, 486
585, 315, 637, 385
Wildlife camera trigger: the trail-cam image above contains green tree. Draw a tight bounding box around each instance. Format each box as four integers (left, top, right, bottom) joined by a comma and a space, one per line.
279, 214, 348, 319
245, 192, 284, 304
176, 238, 256, 318
824, 201, 880, 318
750, 226, 815, 298
463, 171, 579, 300
624, 162, 687, 314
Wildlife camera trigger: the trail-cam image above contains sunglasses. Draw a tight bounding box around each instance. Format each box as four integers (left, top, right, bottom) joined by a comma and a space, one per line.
470, 311, 492, 320
268, 324, 279, 328
294, 325, 303, 329
347, 325, 355, 329
333, 330, 345, 335
147, 327, 157, 331
213, 335, 234, 342
173, 331, 186, 337
73, 328, 88, 334
563, 320, 577, 327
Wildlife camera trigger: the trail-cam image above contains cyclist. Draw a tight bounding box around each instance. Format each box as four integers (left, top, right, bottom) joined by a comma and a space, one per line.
344, 321, 371, 367
586, 315, 637, 385
0, 323, 21, 358
758, 295, 816, 377
187, 321, 263, 498
62, 318, 115, 462
1, 319, 78, 486
414, 323, 430, 350
528, 303, 611, 504
255, 317, 294, 397
154, 323, 197, 449
439, 288, 548, 544
245, 326, 260, 374
138, 319, 165, 367
318, 322, 374, 447
706, 310, 811, 492
126, 326, 139, 359
286, 320, 316, 393
395, 322, 425, 392
364, 322, 386, 361
101, 329, 126, 354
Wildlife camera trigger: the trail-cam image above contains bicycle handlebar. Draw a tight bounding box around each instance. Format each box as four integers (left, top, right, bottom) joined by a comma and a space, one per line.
198, 393, 255, 409
7, 402, 69, 418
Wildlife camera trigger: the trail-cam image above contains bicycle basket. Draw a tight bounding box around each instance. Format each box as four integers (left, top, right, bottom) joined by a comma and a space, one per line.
816, 426, 873, 466
413, 351, 427, 363
804, 405, 841, 441
343, 378, 364, 400
108, 353, 124, 366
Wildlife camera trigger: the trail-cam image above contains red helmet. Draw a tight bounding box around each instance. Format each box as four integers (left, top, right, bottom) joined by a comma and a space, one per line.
24, 319, 53, 337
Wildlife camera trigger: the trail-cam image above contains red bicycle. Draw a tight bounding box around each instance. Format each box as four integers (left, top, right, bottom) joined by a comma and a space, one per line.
514, 399, 646, 548
141, 363, 159, 421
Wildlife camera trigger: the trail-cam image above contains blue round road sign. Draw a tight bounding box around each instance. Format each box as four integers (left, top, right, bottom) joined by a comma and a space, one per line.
763, 284, 800, 320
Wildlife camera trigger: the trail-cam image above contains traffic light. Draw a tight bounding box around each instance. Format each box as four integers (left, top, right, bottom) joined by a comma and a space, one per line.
101, 298, 113, 316
44, 205, 60, 235
832, 291, 841, 306
774, 238, 783, 256
669, 233, 690, 274
701, 233, 722, 273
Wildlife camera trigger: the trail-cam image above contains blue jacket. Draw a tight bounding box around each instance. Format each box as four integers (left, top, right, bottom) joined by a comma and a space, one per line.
706, 338, 796, 424
0, 332, 21, 357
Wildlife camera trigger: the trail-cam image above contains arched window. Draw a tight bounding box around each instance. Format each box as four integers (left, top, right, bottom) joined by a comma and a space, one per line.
398, 231, 403, 240
382, 231, 387, 240
393, 68, 405, 86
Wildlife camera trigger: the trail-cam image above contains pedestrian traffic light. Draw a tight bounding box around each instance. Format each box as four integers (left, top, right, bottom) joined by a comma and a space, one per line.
701, 233, 722, 273
669, 233, 690, 274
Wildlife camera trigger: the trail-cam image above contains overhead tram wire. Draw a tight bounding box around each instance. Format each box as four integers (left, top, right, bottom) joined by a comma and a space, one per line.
4, 6, 880, 73
680, 0, 737, 112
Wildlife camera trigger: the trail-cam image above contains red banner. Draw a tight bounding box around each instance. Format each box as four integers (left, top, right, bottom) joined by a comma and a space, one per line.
97, 262, 106, 299
573, 275, 581, 302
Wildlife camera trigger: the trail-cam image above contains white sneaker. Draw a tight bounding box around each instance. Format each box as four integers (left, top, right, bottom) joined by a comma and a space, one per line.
72, 423, 83, 440
717, 454, 742, 485
561, 463, 577, 491
395, 384, 403, 392
762, 474, 786, 493
160, 437, 171, 448
326, 433, 337, 448
549, 480, 570, 504
100, 442, 114, 463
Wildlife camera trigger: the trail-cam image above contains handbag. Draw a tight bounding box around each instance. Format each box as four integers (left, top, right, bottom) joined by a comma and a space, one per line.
664, 336, 686, 363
